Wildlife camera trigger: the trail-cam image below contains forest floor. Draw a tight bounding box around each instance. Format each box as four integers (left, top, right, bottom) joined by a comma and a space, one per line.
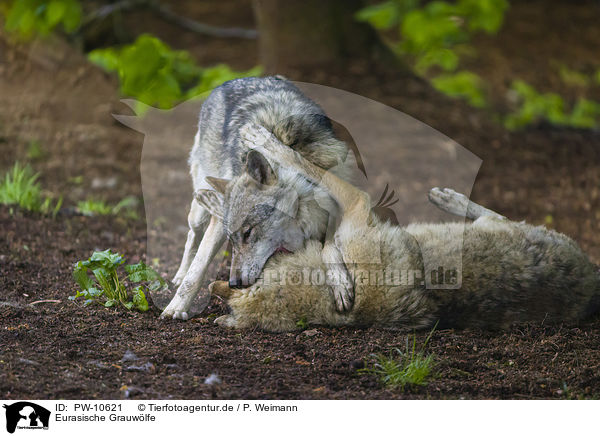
1, 0, 600, 399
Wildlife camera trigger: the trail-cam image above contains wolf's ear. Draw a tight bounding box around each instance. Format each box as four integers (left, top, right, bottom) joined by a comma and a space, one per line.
246, 150, 277, 186
205, 177, 230, 195
194, 189, 224, 219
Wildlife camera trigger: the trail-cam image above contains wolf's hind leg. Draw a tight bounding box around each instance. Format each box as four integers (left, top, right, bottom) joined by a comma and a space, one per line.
172, 200, 210, 286
428, 187, 506, 221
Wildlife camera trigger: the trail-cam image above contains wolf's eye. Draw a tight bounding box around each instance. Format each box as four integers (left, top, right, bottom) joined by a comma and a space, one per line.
243, 227, 253, 241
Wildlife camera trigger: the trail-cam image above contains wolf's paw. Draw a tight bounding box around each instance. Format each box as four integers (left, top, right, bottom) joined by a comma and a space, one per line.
208, 280, 242, 299
240, 123, 273, 150
428, 187, 469, 216
322, 244, 355, 312
240, 123, 292, 164
214, 314, 239, 328
328, 266, 355, 312
160, 299, 190, 320
171, 274, 185, 288
333, 284, 354, 313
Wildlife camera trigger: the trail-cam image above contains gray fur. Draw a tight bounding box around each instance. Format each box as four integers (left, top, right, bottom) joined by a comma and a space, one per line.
163, 76, 353, 319
209, 124, 600, 332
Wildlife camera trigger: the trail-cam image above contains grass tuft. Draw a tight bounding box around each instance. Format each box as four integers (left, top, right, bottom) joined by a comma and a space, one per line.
360, 325, 437, 389
77, 196, 139, 219
0, 162, 62, 216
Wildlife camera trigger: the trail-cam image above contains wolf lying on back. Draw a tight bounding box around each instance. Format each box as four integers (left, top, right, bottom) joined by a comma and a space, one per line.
204, 124, 600, 332
162, 76, 354, 319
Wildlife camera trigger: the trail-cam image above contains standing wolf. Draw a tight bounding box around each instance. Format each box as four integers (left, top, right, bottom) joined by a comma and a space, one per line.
205, 124, 600, 331
162, 76, 354, 319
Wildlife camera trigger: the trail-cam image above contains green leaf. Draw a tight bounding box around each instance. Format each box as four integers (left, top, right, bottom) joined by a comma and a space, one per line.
431, 71, 486, 107
73, 260, 94, 290
112, 196, 138, 213
125, 261, 162, 283
355, 1, 400, 30
568, 99, 600, 128
414, 48, 459, 74
401, 5, 467, 55
88, 48, 120, 72
457, 0, 509, 34
133, 286, 149, 312
3, 0, 80, 39
84, 33, 261, 110
88, 265, 118, 299
296, 316, 308, 329
104, 300, 116, 307
138, 71, 182, 108
60, 0, 81, 32
45, 0, 66, 28
69, 289, 87, 300
87, 287, 104, 297
88, 249, 125, 269
503, 80, 579, 130
558, 66, 589, 88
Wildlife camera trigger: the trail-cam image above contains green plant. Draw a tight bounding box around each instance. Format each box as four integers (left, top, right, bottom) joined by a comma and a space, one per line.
70, 249, 165, 311
76, 199, 111, 215
26, 140, 45, 160
357, 0, 508, 73
296, 316, 308, 329
569, 98, 600, 128
88, 34, 262, 110
558, 66, 590, 88
505, 80, 600, 130
357, 0, 509, 108
432, 70, 486, 107
359, 327, 437, 389
76, 196, 139, 219
0, 162, 62, 216
2, 0, 81, 39
355, 0, 418, 31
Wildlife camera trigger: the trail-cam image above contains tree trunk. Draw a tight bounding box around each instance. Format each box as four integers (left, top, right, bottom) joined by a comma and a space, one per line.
252, 0, 392, 73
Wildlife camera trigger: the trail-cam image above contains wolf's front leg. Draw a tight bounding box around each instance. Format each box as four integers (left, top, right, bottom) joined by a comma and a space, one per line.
172, 200, 210, 286
161, 215, 226, 320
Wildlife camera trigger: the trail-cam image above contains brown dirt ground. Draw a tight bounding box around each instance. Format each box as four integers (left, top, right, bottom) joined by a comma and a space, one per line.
1, 0, 600, 399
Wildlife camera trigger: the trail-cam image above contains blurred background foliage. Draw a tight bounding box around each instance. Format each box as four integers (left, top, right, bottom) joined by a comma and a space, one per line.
355, 0, 600, 129
2, 0, 81, 38
1, 0, 599, 129
1, 0, 261, 110
356, 0, 509, 108
88, 34, 261, 110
